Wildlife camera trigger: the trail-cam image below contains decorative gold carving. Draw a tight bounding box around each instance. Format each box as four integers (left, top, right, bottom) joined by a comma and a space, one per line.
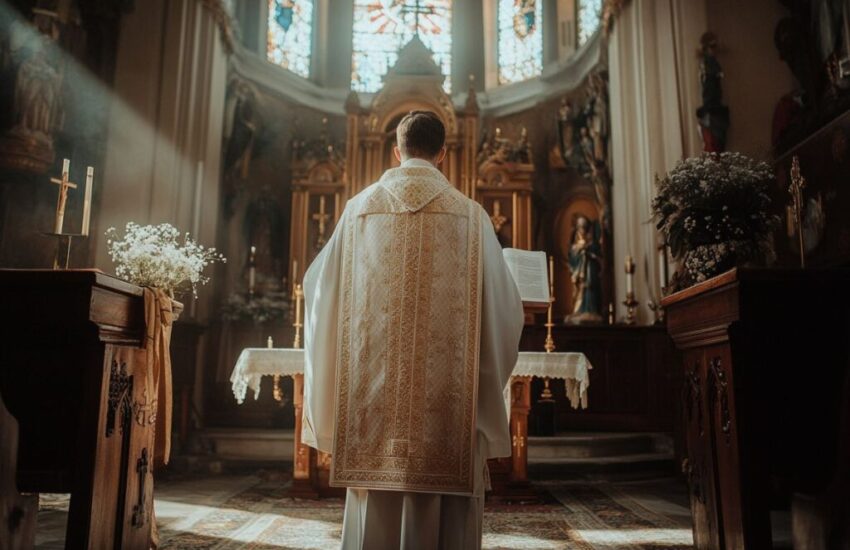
200, 0, 236, 54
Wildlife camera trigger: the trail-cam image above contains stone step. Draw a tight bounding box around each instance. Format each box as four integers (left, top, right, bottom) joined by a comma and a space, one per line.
529, 452, 677, 480
197, 428, 294, 462
527, 432, 671, 459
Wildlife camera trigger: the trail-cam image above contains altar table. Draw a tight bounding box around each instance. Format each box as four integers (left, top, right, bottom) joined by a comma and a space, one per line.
231, 348, 591, 499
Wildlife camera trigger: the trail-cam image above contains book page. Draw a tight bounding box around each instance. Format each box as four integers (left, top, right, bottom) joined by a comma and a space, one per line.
502, 248, 550, 304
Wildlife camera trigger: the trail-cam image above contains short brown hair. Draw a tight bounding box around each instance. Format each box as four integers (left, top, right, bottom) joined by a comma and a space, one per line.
396, 110, 446, 158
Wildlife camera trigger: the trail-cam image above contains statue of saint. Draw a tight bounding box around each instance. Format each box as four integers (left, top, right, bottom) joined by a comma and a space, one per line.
565, 215, 603, 324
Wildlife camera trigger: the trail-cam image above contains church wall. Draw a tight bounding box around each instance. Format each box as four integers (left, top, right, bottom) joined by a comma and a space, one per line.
0, 1, 123, 270
704, 0, 795, 159
206, 80, 346, 428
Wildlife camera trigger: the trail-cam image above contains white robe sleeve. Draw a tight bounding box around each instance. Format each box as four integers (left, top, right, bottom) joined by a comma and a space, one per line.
301, 210, 347, 453
475, 207, 525, 459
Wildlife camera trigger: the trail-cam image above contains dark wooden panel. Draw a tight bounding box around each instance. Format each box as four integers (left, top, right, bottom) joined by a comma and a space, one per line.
521, 324, 681, 433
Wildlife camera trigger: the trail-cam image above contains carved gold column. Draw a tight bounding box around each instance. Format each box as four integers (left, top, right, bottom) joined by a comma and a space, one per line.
288, 373, 318, 498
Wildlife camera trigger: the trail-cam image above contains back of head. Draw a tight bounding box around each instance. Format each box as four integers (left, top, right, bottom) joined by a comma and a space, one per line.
396, 110, 446, 160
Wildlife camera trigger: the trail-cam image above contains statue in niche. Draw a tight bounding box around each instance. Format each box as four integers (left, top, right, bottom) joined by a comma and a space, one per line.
243, 187, 283, 289
222, 80, 260, 217
696, 32, 730, 152
0, 9, 64, 173
565, 215, 603, 324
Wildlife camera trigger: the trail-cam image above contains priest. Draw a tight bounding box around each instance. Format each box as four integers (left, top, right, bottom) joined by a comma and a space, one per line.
302, 110, 524, 549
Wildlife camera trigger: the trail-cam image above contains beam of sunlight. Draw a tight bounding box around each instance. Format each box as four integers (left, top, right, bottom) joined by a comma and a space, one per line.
573, 527, 694, 545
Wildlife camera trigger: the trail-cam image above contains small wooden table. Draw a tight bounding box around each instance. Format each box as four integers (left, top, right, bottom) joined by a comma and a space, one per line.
231, 348, 591, 499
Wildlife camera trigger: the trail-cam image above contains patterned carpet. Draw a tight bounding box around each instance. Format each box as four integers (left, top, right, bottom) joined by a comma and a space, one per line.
37, 472, 694, 549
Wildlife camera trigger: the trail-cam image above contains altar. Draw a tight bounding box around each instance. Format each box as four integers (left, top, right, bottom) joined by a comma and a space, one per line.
231, 348, 590, 499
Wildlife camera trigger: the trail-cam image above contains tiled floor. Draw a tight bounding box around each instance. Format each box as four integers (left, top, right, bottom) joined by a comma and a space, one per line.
36, 474, 694, 549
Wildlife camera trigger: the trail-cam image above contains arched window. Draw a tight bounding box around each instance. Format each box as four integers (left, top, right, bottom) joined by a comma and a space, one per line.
267, 0, 314, 78
351, 1, 452, 93
577, 0, 602, 46
497, 0, 543, 85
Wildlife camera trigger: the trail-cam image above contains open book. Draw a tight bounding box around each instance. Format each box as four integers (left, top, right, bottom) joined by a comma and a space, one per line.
502, 248, 550, 309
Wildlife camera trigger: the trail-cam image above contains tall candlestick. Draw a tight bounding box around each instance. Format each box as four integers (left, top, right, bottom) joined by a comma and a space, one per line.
544, 255, 556, 353
293, 283, 304, 348
292, 259, 298, 295
248, 245, 256, 296
81, 167, 93, 236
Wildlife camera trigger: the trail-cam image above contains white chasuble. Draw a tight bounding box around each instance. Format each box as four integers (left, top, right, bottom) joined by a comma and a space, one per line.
303, 160, 524, 500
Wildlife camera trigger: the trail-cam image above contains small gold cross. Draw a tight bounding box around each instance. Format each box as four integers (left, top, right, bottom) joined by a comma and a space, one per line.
489, 200, 509, 232
311, 195, 332, 249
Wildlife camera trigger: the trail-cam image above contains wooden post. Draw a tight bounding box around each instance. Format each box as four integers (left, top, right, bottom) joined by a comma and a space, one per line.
288, 373, 318, 498
509, 376, 531, 483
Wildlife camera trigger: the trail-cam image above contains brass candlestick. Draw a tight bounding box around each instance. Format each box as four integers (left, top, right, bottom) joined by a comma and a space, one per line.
789, 156, 807, 268
544, 255, 556, 353
268, 336, 284, 402
293, 283, 304, 349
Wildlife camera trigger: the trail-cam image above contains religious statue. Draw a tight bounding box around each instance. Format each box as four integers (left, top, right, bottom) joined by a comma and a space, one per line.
565, 215, 603, 324
222, 80, 259, 217
696, 32, 730, 152
0, 10, 64, 173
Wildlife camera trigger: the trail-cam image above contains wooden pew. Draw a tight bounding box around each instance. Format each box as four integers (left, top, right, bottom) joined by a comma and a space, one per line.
0, 391, 36, 549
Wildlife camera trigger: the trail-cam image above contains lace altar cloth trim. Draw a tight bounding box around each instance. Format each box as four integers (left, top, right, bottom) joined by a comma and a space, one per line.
231, 349, 591, 409
230, 348, 306, 404
509, 351, 592, 410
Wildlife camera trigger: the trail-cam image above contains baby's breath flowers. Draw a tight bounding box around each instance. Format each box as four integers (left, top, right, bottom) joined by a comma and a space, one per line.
652, 152, 780, 292
105, 222, 226, 297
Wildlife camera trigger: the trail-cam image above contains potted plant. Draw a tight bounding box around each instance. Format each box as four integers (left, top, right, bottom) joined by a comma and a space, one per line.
652, 152, 780, 293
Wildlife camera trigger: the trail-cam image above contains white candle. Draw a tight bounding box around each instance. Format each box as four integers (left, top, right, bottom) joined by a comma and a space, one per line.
62, 158, 70, 178
81, 167, 93, 236
625, 255, 634, 295
267, 336, 274, 349
248, 245, 256, 294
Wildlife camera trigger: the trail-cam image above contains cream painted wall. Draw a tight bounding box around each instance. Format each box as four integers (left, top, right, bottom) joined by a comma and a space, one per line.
608, 0, 794, 320
96, 0, 228, 321
706, 0, 795, 159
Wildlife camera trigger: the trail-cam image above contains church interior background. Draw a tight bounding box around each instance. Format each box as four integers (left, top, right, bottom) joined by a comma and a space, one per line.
1, 0, 849, 548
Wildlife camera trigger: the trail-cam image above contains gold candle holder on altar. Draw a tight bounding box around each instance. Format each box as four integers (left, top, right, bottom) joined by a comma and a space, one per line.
541, 256, 556, 400
293, 283, 304, 349
544, 255, 556, 353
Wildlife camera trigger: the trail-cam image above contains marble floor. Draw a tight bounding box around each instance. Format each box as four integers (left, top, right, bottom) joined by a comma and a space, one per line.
35, 473, 695, 549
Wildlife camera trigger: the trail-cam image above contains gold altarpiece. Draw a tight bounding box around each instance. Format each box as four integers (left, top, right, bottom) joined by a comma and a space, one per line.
286, 37, 537, 500
344, 37, 479, 199
288, 122, 345, 288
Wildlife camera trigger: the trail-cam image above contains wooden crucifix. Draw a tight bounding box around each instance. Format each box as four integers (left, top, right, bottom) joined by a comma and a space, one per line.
50, 158, 77, 234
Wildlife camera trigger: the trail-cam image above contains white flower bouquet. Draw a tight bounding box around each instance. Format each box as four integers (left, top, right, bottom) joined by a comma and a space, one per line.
105, 222, 226, 297
652, 152, 780, 292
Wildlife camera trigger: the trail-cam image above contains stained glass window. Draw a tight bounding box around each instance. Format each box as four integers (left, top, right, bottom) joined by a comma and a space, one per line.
267, 0, 314, 78
351, 1, 452, 93
497, 0, 543, 85
578, 0, 602, 46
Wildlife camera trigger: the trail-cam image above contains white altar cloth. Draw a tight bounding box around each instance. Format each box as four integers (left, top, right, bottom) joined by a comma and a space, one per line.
231, 348, 591, 408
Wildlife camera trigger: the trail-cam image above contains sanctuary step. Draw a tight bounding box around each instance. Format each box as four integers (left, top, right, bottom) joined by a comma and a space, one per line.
197, 428, 294, 461
528, 432, 676, 481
